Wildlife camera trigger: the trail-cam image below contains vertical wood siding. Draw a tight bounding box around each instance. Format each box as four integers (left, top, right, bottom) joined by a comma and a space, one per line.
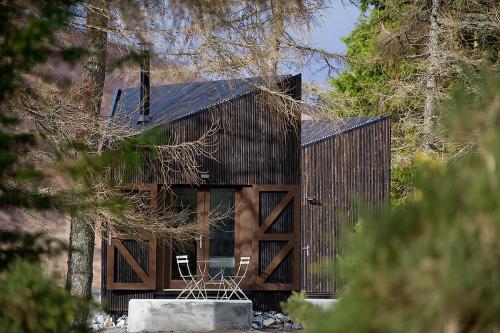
300, 117, 391, 295
114, 240, 149, 283
251, 291, 292, 312
259, 241, 293, 283
259, 191, 294, 234
113, 77, 301, 186
101, 238, 154, 312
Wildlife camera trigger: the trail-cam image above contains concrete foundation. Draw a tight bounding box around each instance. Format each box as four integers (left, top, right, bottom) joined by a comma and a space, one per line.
127, 299, 253, 332
305, 298, 338, 309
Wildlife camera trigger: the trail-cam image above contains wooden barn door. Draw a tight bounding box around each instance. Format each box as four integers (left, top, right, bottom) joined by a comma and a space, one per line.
106, 184, 158, 290
106, 234, 157, 290
252, 185, 300, 290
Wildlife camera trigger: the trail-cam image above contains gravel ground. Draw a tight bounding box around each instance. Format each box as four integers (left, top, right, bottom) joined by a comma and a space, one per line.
102, 329, 126, 333
99, 327, 303, 333
92, 310, 302, 332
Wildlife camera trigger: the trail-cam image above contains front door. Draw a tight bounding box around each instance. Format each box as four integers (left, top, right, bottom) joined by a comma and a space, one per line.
168, 187, 236, 288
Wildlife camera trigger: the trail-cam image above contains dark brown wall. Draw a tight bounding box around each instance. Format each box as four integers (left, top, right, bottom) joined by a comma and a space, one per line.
115, 75, 301, 186
300, 117, 391, 295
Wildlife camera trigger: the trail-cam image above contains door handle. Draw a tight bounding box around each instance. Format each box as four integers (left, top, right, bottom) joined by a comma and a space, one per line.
195, 235, 203, 249
302, 245, 309, 257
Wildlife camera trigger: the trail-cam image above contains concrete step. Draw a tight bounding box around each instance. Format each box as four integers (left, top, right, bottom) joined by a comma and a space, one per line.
128, 299, 253, 332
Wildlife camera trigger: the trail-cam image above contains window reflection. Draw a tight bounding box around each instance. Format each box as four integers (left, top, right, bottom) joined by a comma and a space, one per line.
171, 187, 197, 279
209, 188, 235, 277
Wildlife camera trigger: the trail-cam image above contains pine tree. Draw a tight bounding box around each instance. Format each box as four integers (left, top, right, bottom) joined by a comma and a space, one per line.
66, 0, 109, 326
329, 0, 499, 202
284, 67, 500, 333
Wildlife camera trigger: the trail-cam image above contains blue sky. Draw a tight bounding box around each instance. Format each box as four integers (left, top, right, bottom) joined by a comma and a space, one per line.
303, 2, 360, 84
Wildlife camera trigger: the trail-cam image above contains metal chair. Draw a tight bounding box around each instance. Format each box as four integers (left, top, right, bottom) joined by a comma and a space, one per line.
220, 256, 251, 300
176, 255, 205, 299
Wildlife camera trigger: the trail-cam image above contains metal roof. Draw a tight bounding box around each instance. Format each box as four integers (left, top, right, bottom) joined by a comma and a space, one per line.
301, 116, 389, 147
110, 77, 274, 130
109, 76, 388, 147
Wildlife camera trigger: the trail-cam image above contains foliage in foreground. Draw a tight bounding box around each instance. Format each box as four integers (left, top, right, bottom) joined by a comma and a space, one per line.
0, 230, 66, 271
0, 0, 83, 209
0, 230, 91, 332
283, 70, 500, 332
1, 4, 94, 330
0, 260, 90, 333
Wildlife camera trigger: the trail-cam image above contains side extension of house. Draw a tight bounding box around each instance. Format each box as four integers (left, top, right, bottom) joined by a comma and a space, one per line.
301, 116, 391, 297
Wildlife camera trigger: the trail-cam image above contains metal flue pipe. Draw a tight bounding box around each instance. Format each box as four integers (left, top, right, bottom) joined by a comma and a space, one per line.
138, 43, 151, 123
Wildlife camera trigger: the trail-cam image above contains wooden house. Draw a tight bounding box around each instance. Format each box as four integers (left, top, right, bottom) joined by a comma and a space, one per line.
102, 73, 390, 312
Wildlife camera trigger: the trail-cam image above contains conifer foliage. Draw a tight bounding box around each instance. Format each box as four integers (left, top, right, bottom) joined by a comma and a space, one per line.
284, 68, 500, 332
329, 0, 498, 202
0, 2, 91, 332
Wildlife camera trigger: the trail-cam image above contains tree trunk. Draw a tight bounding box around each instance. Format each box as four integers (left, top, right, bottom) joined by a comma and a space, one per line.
270, 0, 283, 75
66, 0, 108, 326
66, 217, 95, 326
80, 1, 109, 118
422, 0, 441, 152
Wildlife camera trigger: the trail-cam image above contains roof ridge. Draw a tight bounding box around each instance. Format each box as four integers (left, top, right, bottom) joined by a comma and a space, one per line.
118, 75, 281, 93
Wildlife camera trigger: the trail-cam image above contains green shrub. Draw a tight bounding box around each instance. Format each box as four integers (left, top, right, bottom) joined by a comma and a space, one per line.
0, 260, 90, 333
283, 70, 500, 332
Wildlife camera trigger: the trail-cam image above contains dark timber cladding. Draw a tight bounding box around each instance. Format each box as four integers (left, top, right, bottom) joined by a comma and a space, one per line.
300, 116, 391, 296
103, 75, 302, 312
103, 72, 392, 311
111, 75, 301, 185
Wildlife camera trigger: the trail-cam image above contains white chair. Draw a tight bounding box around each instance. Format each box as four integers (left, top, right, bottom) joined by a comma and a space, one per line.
176, 255, 205, 299
220, 256, 251, 300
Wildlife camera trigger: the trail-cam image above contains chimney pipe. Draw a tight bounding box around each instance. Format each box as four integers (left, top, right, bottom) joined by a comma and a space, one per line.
138, 43, 151, 123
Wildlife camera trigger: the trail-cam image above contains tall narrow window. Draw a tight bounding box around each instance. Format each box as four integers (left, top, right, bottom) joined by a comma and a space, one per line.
209, 188, 235, 277
170, 187, 197, 280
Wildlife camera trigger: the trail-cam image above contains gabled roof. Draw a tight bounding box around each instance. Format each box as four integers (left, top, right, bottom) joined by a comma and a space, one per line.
301, 116, 389, 148
110, 76, 292, 130
109, 75, 387, 147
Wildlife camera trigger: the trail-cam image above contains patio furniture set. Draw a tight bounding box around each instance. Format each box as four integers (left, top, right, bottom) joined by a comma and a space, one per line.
176, 255, 251, 300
